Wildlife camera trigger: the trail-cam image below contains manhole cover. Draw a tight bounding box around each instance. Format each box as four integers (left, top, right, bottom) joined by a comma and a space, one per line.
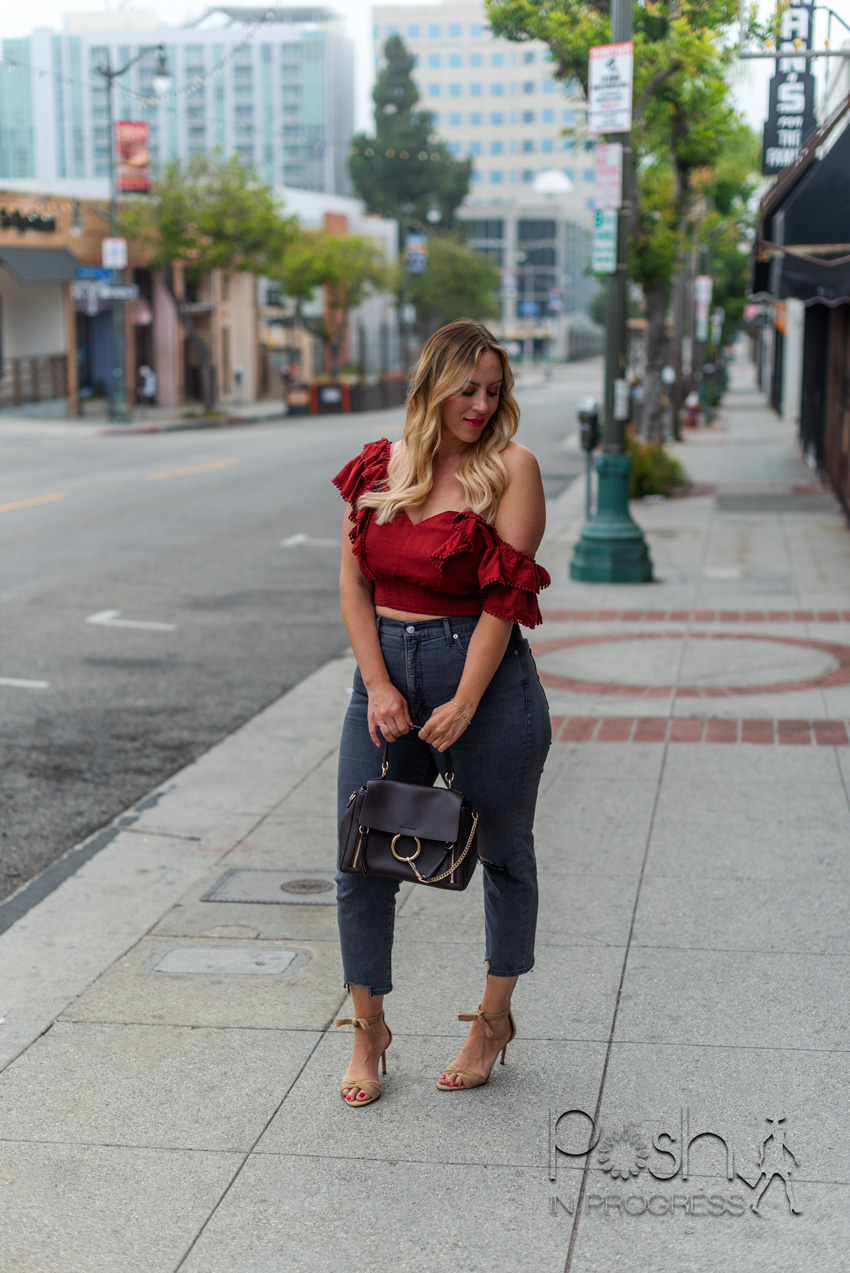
281, 878, 334, 895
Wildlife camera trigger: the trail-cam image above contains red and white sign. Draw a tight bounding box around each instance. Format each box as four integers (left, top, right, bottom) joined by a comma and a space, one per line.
594, 143, 624, 209
115, 120, 151, 193
588, 43, 634, 134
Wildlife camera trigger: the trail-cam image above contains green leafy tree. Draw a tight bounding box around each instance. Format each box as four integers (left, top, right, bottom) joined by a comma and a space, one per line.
487, 0, 758, 438
404, 236, 501, 339
120, 154, 297, 407
349, 35, 473, 243
270, 231, 392, 376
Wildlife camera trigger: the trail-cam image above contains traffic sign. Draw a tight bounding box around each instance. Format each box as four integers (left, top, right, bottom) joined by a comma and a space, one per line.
594, 143, 624, 209
591, 209, 618, 274
97, 283, 139, 302
588, 43, 634, 134
75, 266, 111, 281
102, 237, 128, 269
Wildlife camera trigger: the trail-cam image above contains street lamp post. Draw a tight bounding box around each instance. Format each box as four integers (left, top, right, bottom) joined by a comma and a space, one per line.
97, 45, 170, 423
569, 0, 652, 583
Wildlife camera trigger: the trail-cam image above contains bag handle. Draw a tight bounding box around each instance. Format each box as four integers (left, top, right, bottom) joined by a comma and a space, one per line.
381, 728, 454, 789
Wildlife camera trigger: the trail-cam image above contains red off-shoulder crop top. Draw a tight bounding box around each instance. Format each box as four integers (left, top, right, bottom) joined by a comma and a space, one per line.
332, 438, 550, 628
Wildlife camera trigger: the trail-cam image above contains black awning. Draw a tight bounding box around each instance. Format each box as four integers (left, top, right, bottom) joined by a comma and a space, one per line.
0, 246, 80, 285
752, 117, 850, 306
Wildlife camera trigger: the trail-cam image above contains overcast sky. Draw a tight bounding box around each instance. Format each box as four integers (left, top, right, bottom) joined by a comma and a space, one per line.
3, 0, 848, 136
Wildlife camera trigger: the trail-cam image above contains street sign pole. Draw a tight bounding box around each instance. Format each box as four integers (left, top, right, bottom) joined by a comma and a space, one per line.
570, 0, 653, 584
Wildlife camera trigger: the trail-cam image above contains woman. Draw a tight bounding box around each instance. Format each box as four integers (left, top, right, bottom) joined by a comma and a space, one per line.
332, 319, 551, 1107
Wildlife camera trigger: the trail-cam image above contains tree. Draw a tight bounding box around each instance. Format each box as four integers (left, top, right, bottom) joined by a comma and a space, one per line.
349, 35, 473, 243
487, 0, 758, 438
404, 236, 501, 339
119, 154, 297, 408
270, 231, 392, 376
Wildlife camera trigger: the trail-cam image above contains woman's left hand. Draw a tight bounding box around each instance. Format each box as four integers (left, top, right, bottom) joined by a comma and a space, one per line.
418, 700, 474, 753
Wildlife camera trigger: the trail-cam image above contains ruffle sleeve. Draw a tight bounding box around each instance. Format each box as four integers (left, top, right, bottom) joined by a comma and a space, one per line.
476, 523, 550, 627
332, 438, 391, 561
332, 437, 391, 506
431, 515, 550, 628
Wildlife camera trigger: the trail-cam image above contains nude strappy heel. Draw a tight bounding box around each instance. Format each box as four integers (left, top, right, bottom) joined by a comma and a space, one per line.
436, 1003, 517, 1090
335, 1010, 392, 1107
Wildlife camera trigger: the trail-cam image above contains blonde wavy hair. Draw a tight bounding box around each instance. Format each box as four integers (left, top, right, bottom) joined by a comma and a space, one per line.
358, 319, 520, 526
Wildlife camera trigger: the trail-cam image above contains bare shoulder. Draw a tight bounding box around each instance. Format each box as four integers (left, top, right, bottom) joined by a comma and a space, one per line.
501, 440, 541, 478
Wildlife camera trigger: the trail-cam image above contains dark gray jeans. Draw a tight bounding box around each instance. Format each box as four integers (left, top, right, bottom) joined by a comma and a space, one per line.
336, 614, 551, 995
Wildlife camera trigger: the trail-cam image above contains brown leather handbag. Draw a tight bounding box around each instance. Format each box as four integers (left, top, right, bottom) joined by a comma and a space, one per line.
338, 738, 479, 892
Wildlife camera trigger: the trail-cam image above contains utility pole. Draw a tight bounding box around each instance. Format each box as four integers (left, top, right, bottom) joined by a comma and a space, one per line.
569, 0, 652, 583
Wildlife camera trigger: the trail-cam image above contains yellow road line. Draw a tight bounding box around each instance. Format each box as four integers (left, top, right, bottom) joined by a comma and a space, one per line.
147, 459, 237, 482
0, 492, 66, 514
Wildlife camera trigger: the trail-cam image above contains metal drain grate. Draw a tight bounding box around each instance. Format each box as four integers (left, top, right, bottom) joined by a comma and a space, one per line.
201, 869, 337, 906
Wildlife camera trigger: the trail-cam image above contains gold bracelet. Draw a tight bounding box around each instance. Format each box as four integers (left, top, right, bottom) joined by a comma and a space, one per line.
451, 698, 472, 726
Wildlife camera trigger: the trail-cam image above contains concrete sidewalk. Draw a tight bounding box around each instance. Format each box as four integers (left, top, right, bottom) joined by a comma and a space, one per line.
1, 347, 848, 1272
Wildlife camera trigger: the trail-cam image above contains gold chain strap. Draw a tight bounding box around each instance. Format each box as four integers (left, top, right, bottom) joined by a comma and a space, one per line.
404, 811, 479, 885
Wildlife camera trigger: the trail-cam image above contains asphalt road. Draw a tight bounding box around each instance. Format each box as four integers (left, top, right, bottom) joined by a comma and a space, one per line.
0, 359, 602, 901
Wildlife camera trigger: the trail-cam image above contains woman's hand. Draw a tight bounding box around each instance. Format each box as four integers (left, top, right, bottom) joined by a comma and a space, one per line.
418, 700, 474, 753
367, 681, 413, 747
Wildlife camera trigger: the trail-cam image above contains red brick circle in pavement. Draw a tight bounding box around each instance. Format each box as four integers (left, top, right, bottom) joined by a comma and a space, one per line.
530, 630, 850, 698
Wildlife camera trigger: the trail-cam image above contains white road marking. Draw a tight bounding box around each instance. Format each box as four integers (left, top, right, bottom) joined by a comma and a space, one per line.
702, 567, 743, 579
0, 676, 49, 689
86, 610, 177, 632
281, 532, 339, 548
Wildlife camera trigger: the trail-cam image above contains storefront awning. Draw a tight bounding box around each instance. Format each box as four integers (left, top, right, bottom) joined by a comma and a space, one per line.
0, 246, 80, 286
752, 95, 850, 307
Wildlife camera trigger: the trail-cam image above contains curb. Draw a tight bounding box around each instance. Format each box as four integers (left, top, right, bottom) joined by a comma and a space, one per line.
98, 410, 289, 437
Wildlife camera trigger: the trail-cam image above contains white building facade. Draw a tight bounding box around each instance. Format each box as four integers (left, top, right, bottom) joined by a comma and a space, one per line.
0, 6, 355, 195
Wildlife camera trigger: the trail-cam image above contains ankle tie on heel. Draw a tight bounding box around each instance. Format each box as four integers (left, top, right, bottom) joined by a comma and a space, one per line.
457, 1005, 511, 1038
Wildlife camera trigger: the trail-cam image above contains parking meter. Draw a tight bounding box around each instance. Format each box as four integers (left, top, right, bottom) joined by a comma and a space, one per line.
577, 397, 600, 452
577, 398, 599, 521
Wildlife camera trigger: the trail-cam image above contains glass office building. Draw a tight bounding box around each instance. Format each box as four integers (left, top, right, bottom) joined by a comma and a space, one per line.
0, 6, 355, 195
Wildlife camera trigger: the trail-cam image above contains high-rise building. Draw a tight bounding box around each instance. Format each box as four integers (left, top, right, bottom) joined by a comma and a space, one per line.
0, 6, 355, 195
372, 0, 595, 213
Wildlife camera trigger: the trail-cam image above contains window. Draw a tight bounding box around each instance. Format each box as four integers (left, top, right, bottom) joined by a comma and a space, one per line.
470, 52, 482, 66
428, 84, 441, 97
542, 138, 554, 152
543, 79, 555, 94
449, 52, 462, 67
491, 82, 503, 96
491, 140, 502, 154
447, 141, 461, 154
469, 111, 482, 125
583, 168, 595, 182
563, 108, 576, 123
387, 24, 399, 35
412, 54, 419, 66
428, 23, 441, 37
407, 24, 420, 38
522, 110, 535, 123
491, 52, 503, 66
449, 83, 462, 97
449, 111, 462, 125
491, 169, 502, 182
470, 23, 484, 36
431, 112, 441, 125
523, 50, 535, 64
469, 140, 482, 155
429, 53, 441, 67
563, 168, 575, 180
471, 169, 482, 182
522, 139, 535, 152
562, 138, 575, 151
490, 111, 503, 125
586, 196, 595, 210
542, 108, 555, 123
470, 83, 482, 96
584, 139, 595, 152
522, 169, 534, 182
523, 81, 535, 94
449, 23, 462, 36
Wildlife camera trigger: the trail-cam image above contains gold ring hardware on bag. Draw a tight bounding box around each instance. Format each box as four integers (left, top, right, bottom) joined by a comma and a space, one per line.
381, 758, 389, 777
444, 770, 454, 790
391, 833, 422, 862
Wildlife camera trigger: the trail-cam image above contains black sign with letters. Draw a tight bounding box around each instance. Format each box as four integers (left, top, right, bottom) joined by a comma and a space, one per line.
761, 0, 818, 175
